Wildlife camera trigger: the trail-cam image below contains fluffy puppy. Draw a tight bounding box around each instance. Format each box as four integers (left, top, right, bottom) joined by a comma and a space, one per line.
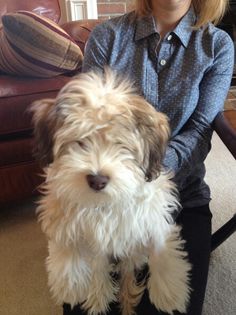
31, 70, 191, 315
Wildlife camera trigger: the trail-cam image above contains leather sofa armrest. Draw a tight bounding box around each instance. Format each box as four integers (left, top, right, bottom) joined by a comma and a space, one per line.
60, 19, 103, 53
212, 111, 236, 159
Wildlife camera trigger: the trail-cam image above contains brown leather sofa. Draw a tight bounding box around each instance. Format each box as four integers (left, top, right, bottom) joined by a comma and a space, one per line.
0, 0, 101, 204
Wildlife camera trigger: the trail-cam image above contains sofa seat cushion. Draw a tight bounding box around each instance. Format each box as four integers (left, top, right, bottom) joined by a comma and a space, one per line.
0, 137, 35, 167
0, 75, 71, 138
0, 161, 43, 204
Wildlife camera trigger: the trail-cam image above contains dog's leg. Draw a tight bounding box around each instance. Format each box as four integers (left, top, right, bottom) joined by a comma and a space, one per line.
119, 259, 146, 315
147, 226, 191, 315
119, 252, 148, 315
47, 240, 91, 307
82, 256, 119, 315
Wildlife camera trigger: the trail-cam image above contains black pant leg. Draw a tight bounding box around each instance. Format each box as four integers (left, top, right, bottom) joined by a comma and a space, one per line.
176, 204, 212, 315
135, 204, 212, 315
63, 301, 121, 315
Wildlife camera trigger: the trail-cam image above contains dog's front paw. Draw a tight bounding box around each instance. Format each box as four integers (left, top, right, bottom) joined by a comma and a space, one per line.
147, 259, 191, 315
82, 278, 119, 315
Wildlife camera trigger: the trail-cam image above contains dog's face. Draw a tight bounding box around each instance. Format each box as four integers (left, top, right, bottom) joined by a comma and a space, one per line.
32, 71, 169, 207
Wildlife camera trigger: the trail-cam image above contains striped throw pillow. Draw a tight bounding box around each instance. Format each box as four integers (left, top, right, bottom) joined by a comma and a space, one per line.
0, 11, 83, 78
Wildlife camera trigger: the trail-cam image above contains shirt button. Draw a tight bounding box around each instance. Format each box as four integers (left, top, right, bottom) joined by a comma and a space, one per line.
160, 59, 166, 66
167, 34, 172, 41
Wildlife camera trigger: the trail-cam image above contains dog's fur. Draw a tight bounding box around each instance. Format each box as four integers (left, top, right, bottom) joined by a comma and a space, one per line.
32, 70, 191, 315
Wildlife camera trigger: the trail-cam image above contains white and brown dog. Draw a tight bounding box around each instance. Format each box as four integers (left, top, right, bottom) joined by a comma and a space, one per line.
32, 70, 191, 315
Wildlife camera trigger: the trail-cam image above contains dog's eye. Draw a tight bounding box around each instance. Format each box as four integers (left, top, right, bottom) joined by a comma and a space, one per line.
76, 141, 88, 150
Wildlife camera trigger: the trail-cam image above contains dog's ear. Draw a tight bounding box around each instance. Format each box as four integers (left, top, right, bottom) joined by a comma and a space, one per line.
30, 99, 57, 166
133, 107, 170, 182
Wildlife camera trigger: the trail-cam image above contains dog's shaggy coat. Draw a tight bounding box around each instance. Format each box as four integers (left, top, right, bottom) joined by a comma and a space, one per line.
32, 71, 191, 315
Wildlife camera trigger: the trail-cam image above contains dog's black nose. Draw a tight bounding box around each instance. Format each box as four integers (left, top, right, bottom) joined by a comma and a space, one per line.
86, 174, 110, 191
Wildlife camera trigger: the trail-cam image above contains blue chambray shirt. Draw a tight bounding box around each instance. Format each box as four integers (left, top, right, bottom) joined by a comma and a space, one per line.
82, 7, 234, 208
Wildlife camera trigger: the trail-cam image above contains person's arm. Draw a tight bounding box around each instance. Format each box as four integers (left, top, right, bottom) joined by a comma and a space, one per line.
163, 34, 235, 188
82, 23, 113, 73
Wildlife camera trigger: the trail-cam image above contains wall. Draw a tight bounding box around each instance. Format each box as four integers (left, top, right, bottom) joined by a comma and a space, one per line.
59, 0, 133, 22
97, 0, 133, 19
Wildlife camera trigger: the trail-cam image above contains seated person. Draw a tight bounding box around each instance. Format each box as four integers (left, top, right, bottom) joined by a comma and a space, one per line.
64, 0, 234, 314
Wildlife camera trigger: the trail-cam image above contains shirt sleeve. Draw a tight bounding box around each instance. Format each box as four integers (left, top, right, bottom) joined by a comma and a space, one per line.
163, 33, 235, 189
82, 23, 113, 73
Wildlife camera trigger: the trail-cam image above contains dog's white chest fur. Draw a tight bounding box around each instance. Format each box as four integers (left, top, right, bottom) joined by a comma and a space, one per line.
75, 179, 173, 258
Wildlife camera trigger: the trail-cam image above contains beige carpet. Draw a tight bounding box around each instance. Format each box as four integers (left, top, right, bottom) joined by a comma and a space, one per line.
0, 133, 235, 315
225, 88, 236, 110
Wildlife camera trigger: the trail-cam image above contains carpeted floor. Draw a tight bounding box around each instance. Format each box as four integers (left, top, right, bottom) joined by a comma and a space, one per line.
225, 88, 236, 110
0, 133, 235, 315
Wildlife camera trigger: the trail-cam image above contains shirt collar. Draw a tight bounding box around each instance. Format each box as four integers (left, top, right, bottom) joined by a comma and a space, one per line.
134, 15, 157, 41
134, 6, 196, 48
173, 6, 196, 48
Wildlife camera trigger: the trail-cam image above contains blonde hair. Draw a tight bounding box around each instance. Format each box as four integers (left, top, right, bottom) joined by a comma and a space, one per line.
135, 0, 229, 29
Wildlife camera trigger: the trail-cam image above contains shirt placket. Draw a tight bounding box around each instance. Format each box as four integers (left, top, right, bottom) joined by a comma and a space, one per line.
145, 33, 175, 109
156, 33, 174, 73
145, 34, 161, 108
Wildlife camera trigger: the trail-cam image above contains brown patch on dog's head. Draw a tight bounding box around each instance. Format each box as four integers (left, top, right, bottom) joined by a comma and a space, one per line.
131, 99, 170, 181
31, 99, 58, 166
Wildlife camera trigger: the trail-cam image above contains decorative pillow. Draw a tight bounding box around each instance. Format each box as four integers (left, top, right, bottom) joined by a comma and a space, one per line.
0, 11, 83, 78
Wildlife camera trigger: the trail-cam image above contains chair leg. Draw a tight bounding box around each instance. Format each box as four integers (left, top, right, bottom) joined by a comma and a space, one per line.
211, 214, 236, 251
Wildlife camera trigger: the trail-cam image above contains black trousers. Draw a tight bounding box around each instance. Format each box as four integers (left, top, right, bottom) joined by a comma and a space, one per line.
63, 204, 212, 315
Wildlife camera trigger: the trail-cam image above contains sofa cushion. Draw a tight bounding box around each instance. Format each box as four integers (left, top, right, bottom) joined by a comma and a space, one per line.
0, 11, 83, 78
0, 75, 70, 138
0, 0, 61, 23
0, 137, 35, 166
0, 161, 43, 204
